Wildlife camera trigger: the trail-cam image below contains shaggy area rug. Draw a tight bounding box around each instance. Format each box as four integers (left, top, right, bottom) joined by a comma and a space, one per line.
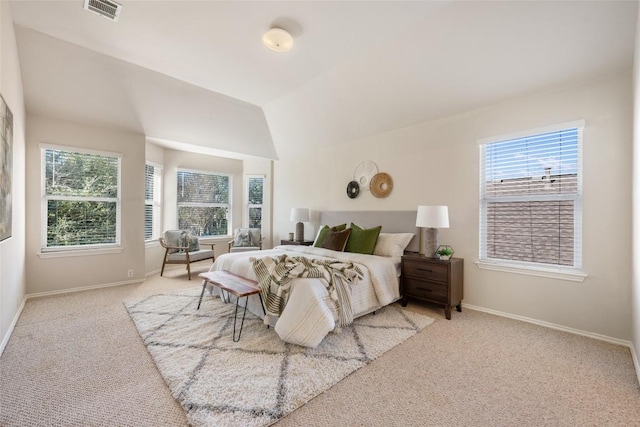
124, 287, 434, 427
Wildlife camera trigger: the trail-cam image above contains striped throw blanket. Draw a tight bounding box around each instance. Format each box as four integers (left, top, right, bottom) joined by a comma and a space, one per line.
252, 255, 363, 327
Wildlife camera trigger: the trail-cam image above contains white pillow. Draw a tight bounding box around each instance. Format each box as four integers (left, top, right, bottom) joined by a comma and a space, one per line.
373, 233, 415, 258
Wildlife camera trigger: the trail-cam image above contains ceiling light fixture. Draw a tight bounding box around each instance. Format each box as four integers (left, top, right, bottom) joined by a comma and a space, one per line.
263, 28, 293, 52
83, 0, 122, 22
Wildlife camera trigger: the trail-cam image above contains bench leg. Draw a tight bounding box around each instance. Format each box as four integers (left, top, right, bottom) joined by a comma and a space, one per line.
233, 296, 250, 342
221, 289, 229, 304
197, 281, 207, 310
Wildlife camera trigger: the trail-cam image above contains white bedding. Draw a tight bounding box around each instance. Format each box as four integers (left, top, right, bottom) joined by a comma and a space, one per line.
206, 245, 400, 347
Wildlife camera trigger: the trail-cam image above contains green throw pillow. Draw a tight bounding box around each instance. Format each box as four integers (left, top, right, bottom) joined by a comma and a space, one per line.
345, 223, 382, 255
313, 223, 347, 247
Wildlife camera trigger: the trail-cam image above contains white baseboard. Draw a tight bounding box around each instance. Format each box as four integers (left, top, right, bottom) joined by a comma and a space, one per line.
146, 268, 161, 277
26, 278, 145, 300
1, 278, 145, 356
630, 341, 640, 387
463, 303, 634, 348
0, 297, 26, 357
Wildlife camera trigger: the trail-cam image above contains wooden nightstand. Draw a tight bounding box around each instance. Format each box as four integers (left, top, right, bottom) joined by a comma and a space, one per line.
280, 240, 314, 246
401, 253, 463, 320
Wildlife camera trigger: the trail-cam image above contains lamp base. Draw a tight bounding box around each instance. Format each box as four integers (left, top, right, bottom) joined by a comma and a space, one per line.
424, 228, 439, 258
295, 222, 304, 242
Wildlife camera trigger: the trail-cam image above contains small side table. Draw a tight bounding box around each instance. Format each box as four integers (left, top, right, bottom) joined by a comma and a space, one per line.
280, 240, 314, 246
401, 253, 464, 320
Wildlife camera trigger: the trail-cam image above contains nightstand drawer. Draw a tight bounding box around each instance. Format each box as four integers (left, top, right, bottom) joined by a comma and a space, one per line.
403, 278, 448, 303
403, 259, 448, 282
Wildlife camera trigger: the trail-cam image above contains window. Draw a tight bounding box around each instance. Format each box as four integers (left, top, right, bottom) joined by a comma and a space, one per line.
145, 162, 162, 241
42, 146, 121, 250
479, 121, 583, 271
177, 169, 231, 236
246, 175, 264, 229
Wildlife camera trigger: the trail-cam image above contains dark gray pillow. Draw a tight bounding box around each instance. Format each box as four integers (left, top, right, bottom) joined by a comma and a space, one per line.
164, 230, 183, 254
178, 230, 199, 252
233, 229, 253, 247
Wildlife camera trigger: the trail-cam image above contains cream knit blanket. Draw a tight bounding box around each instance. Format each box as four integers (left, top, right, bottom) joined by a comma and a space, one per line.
252, 254, 363, 327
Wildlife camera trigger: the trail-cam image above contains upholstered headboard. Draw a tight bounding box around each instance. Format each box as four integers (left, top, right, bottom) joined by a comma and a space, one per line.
317, 210, 419, 253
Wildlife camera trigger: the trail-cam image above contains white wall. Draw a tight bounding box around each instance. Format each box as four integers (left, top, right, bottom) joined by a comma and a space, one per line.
0, 1, 26, 352
25, 115, 146, 294
144, 141, 165, 275
269, 72, 633, 341
631, 3, 640, 381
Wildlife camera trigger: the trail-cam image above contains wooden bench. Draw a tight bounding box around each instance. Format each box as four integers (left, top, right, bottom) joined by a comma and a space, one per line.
197, 270, 265, 342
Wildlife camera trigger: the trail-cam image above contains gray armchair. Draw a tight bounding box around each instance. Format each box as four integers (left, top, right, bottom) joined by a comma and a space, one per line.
228, 228, 263, 253
160, 230, 215, 280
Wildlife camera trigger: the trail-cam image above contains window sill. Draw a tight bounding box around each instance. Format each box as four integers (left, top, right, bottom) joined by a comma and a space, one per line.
475, 260, 587, 282
38, 247, 123, 259
199, 236, 232, 244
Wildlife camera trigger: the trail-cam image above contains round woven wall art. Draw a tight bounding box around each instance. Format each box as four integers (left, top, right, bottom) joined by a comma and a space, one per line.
353, 160, 378, 191
346, 180, 360, 199
370, 172, 393, 198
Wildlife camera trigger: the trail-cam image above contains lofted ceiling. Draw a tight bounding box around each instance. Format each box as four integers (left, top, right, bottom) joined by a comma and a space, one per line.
8, 1, 638, 159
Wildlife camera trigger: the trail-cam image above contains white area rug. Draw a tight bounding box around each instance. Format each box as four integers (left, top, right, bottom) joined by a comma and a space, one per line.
124, 287, 434, 427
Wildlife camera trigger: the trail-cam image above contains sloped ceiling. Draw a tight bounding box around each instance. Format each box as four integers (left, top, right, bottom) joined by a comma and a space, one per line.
9, 1, 638, 159
14, 27, 277, 159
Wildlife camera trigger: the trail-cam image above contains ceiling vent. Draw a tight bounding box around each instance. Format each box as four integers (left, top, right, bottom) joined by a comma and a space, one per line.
83, 0, 122, 22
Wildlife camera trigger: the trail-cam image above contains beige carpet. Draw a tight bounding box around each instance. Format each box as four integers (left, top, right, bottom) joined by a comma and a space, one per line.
124, 287, 433, 426
2, 260, 640, 426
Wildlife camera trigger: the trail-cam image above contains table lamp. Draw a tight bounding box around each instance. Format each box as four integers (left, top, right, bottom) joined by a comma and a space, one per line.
290, 208, 309, 242
416, 206, 449, 257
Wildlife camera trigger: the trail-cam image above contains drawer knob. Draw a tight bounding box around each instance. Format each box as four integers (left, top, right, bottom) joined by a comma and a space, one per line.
417, 268, 433, 273
416, 287, 433, 292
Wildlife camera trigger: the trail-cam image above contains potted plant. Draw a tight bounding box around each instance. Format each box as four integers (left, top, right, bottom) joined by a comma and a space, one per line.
436, 245, 454, 261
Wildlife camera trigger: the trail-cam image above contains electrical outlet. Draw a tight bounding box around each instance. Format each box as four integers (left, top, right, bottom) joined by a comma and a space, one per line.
127, 269, 134, 278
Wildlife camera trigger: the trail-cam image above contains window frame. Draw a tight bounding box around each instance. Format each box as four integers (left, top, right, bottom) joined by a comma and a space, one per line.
144, 161, 162, 243
477, 120, 587, 282
245, 174, 264, 230
40, 144, 122, 252
176, 168, 232, 237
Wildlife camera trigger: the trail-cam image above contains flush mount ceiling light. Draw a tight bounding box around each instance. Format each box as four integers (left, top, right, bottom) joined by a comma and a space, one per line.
263, 28, 293, 52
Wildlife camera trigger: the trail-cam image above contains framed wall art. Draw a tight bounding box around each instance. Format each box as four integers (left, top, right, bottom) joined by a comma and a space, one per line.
0, 94, 13, 242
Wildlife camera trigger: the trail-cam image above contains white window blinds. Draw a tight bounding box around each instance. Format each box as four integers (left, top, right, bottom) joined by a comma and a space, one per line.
246, 175, 264, 229
479, 121, 583, 269
145, 163, 162, 241
177, 169, 231, 236
42, 146, 121, 249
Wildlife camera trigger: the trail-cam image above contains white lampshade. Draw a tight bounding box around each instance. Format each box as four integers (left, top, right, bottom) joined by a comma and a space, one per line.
290, 208, 309, 223
416, 206, 449, 257
416, 206, 449, 229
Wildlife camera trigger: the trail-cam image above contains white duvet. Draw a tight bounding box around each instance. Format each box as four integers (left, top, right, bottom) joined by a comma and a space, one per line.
206, 245, 400, 347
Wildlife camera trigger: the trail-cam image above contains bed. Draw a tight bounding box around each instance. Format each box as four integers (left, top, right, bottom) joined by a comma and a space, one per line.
205, 210, 418, 347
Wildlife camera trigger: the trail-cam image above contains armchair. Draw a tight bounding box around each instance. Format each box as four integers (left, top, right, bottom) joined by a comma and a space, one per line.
228, 228, 263, 253
160, 230, 215, 280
